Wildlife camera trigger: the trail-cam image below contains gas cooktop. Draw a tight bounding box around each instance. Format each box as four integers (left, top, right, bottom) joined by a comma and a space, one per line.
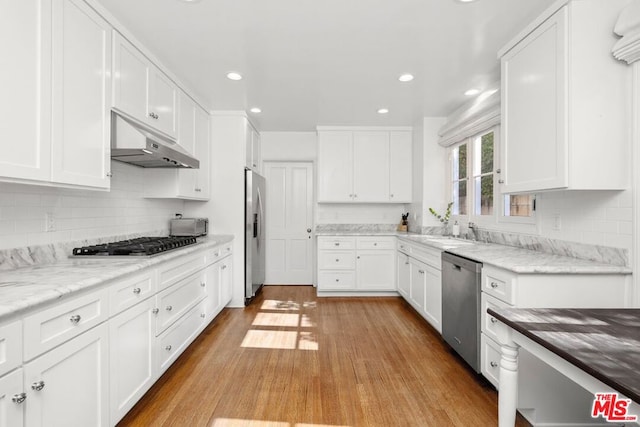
72, 236, 198, 257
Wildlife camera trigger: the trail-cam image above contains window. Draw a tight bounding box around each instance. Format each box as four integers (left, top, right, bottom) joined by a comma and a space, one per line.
472, 131, 494, 216
451, 144, 467, 216
449, 126, 535, 225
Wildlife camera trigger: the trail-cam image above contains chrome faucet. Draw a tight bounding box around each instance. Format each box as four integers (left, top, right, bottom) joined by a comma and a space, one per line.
467, 222, 478, 241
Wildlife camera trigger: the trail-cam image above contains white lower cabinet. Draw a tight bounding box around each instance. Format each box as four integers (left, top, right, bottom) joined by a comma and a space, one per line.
398, 239, 443, 332
24, 323, 109, 427
0, 240, 234, 427
0, 369, 25, 427
317, 236, 396, 294
109, 299, 156, 425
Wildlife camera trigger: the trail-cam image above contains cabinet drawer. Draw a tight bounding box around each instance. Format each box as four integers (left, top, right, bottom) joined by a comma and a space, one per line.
356, 237, 395, 250
158, 300, 207, 373
109, 271, 156, 316
158, 252, 205, 292
483, 267, 515, 304
481, 333, 501, 389
0, 321, 22, 377
205, 243, 232, 265
24, 288, 109, 361
318, 271, 355, 290
318, 251, 355, 270
481, 293, 510, 343
397, 240, 411, 254
410, 245, 441, 269
318, 237, 355, 250
155, 272, 207, 336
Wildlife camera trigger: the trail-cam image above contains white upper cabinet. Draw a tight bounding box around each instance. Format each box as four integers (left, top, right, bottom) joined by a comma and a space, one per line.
0, 0, 111, 190
112, 32, 178, 139
499, 0, 631, 193
50, 0, 112, 189
177, 90, 196, 155
245, 121, 261, 173
318, 131, 354, 202
0, 0, 52, 183
317, 128, 412, 203
389, 131, 412, 202
144, 104, 210, 200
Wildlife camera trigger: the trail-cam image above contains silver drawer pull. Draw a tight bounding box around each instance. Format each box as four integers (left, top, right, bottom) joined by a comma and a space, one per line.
335, 259, 340, 262
490, 317, 498, 324
152, 308, 159, 315
374, 242, 378, 246
201, 282, 206, 287
31, 381, 45, 391
166, 305, 173, 312
222, 265, 227, 269
12, 393, 26, 404
132, 287, 141, 294
334, 243, 340, 246
490, 361, 499, 368
69, 315, 81, 324
418, 269, 425, 274
200, 313, 206, 318
335, 279, 340, 282
490, 282, 499, 288
165, 345, 172, 351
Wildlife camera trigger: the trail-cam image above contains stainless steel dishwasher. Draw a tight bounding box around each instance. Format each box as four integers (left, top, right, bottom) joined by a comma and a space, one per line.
441, 251, 483, 373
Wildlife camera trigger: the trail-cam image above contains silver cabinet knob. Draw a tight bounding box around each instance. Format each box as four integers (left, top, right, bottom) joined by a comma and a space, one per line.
390, 194, 394, 198
201, 282, 206, 287
165, 345, 172, 351
132, 287, 141, 294
490, 317, 498, 324
498, 179, 505, 184
490, 282, 499, 289
496, 168, 502, 174
69, 315, 81, 324
31, 381, 45, 391
152, 308, 159, 315
200, 313, 206, 318
357, 256, 360, 259
307, 228, 312, 233
12, 393, 26, 404
166, 305, 173, 311
334, 242, 340, 246
418, 269, 425, 274
226, 247, 231, 252
335, 279, 339, 282
222, 265, 227, 270
106, 172, 113, 177
335, 259, 339, 262
405, 261, 409, 265
490, 361, 499, 368
373, 243, 377, 246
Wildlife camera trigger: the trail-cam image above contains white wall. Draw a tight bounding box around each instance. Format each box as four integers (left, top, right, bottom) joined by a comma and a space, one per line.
0, 161, 184, 250
261, 132, 316, 161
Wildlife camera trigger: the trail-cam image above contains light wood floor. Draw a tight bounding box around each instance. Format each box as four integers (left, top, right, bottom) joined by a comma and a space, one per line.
118, 286, 530, 427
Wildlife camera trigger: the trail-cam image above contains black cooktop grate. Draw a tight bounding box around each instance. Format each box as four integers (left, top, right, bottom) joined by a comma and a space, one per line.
72, 236, 198, 256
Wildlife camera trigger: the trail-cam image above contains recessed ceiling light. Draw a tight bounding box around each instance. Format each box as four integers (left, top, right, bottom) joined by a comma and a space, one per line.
250, 107, 262, 114
377, 108, 389, 114
458, 0, 478, 3
179, 0, 203, 3
226, 72, 243, 81
464, 88, 481, 96
398, 73, 414, 82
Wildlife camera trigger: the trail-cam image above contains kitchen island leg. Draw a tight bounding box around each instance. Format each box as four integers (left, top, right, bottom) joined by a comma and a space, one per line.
498, 341, 520, 427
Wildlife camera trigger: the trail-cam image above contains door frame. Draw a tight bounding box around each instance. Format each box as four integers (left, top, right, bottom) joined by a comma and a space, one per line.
262, 160, 316, 286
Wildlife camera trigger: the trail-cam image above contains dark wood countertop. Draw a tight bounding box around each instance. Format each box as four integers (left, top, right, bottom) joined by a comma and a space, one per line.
487, 308, 640, 404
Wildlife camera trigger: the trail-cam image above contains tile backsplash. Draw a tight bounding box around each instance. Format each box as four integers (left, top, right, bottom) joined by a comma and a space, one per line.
0, 161, 184, 250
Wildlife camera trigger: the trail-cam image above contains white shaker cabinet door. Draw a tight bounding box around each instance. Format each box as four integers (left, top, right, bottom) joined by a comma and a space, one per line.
149, 67, 177, 138
317, 131, 353, 202
109, 299, 156, 426
501, 7, 568, 192
24, 323, 109, 427
0, 369, 25, 427
112, 32, 150, 123
389, 131, 412, 202
193, 106, 211, 199
0, 0, 52, 182
397, 253, 410, 298
423, 263, 442, 333
50, 0, 112, 189
409, 259, 427, 315
356, 250, 395, 290
353, 131, 389, 202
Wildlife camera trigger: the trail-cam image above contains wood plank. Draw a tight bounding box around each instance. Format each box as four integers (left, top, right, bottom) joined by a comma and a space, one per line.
118, 286, 530, 426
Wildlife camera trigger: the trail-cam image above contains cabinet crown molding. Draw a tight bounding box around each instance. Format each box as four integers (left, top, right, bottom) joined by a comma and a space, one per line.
316, 126, 412, 132
613, 0, 640, 64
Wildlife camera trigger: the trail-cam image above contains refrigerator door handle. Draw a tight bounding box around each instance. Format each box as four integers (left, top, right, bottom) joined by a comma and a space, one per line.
256, 187, 264, 246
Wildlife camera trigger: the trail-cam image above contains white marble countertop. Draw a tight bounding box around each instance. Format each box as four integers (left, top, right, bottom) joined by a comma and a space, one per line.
0, 235, 233, 321
321, 232, 631, 275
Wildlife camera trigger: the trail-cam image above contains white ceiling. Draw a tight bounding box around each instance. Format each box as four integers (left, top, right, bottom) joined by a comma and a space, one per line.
96, 0, 556, 131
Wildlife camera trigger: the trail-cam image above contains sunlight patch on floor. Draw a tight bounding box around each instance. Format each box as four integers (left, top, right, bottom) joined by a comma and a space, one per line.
241, 330, 298, 349
252, 313, 301, 327
261, 300, 301, 311
210, 419, 350, 427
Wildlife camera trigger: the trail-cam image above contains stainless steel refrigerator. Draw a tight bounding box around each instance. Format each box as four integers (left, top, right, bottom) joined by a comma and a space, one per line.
245, 169, 266, 305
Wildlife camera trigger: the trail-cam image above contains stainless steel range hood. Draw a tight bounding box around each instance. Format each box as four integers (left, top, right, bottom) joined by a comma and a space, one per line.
110, 111, 199, 169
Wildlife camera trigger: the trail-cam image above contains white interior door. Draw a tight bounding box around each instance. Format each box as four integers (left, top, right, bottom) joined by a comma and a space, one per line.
264, 162, 314, 284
